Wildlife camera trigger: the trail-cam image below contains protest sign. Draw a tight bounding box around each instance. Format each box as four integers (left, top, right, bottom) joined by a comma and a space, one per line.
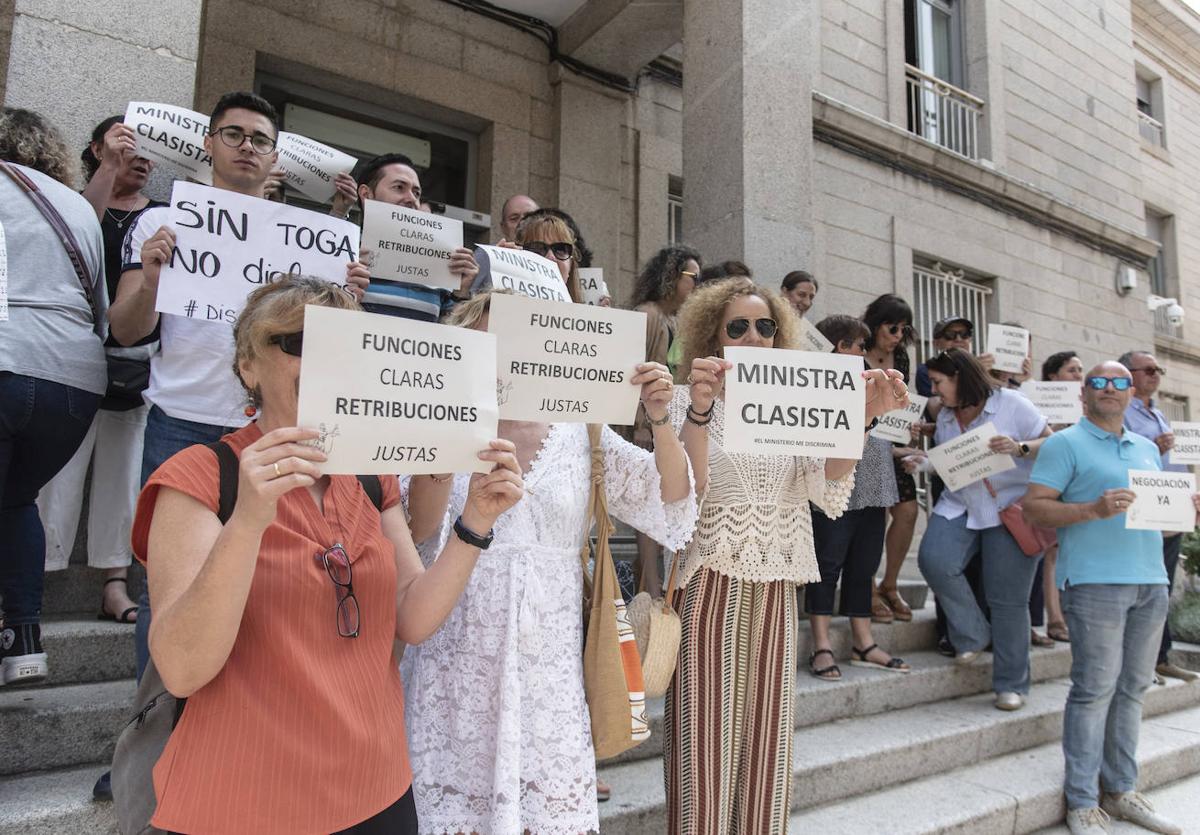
797, 318, 834, 353
871, 393, 929, 444
155, 182, 360, 323
722, 347, 867, 459
360, 199, 463, 291
275, 132, 357, 203
579, 268, 609, 305
1020, 381, 1082, 425
1125, 470, 1197, 532
123, 102, 212, 183
926, 422, 1016, 491
489, 293, 645, 424
986, 324, 1029, 374
1170, 422, 1200, 466
0, 222, 7, 322
477, 244, 570, 302
296, 305, 497, 475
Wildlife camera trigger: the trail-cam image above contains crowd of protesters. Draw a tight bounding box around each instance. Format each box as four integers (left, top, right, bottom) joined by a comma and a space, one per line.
1, 90, 1197, 835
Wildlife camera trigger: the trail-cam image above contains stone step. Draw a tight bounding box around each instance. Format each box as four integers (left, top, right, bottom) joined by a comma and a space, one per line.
38, 563, 146, 618
0, 679, 133, 776
0, 763, 116, 835
39, 618, 137, 686
595, 678, 1200, 833
793, 706, 1200, 834
1035, 770, 1200, 834
1170, 641, 1200, 671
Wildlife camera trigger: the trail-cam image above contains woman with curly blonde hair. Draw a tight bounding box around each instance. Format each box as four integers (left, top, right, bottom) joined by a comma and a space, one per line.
663, 277, 910, 834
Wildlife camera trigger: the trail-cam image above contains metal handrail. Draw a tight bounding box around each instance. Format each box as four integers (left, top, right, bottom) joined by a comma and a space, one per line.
904, 64, 985, 107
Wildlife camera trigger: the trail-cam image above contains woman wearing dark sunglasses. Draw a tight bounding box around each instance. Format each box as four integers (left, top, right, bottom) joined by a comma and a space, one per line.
512, 211, 585, 302
129, 276, 524, 835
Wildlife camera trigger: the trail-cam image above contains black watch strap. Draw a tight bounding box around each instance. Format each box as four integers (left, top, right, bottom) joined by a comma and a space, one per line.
865, 416, 880, 432
453, 515, 494, 550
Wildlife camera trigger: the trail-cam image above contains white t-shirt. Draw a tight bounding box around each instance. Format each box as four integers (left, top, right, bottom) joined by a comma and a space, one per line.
122, 206, 249, 427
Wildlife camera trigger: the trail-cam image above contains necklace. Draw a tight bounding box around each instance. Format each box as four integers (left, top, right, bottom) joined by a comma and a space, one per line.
105, 207, 138, 229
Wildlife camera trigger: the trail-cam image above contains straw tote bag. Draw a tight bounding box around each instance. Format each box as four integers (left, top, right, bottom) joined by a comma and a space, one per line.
626, 548, 682, 699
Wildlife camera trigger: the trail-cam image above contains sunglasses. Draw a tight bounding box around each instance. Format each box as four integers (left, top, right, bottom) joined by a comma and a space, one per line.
886, 323, 915, 337
1131, 366, 1165, 377
211, 125, 277, 155
522, 241, 574, 261
725, 317, 778, 340
270, 331, 303, 357
942, 329, 972, 340
1086, 376, 1132, 391
680, 270, 698, 279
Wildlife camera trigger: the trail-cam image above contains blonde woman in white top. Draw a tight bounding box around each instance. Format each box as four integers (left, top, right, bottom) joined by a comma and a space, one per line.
663, 277, 909, 835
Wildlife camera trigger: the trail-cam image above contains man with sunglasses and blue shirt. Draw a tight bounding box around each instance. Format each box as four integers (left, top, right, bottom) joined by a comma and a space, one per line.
1024, 361, 1198, 835
1118, 350, 1198, 685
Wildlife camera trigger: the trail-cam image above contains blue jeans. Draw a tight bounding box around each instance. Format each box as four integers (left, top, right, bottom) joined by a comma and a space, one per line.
134, 405, 237, 680
0, 373, 100, 625
918, 513, 1038, 694
1061, 583, 1167, 810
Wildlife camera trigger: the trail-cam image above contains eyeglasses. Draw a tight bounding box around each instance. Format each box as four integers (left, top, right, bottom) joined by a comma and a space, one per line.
270, 332, 303, 357
886, 323, 915, 338
211, 125, 277, 155
1131, 365, 1165, 377
316, 544, 360, 638
942, 329, 972, 341
725, 317, 778, 340
679, 270, 698, 279
522, 241, 574, 261
1086, 376, 1133, 391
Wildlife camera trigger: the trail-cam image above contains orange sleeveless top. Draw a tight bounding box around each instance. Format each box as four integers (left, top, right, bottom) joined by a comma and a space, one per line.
132, 423, 413, 834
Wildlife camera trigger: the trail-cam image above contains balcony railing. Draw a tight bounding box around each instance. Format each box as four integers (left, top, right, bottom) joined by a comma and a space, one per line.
1138, 110, 1164, 147
905, 64, 984, 161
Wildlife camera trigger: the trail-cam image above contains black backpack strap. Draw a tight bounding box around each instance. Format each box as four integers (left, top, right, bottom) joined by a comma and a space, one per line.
357, 475, 384, 512
207, 441, 240, 525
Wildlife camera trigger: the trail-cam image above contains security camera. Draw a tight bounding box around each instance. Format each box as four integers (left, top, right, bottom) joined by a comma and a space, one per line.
1166, 302, 1185, 327
1147, 295, 1185, 328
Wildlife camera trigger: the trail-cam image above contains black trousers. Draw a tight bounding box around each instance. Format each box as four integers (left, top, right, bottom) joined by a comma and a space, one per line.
170, 787, 418, 835
806, 507, 887, 617
1160, 533, 1182, 665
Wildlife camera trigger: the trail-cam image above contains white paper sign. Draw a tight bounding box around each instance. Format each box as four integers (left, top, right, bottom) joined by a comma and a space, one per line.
155, 182, 361, 323
296, 306, 497, 475
1020, 381, 1082, 425
579, 268, 609, 305
489, 293, 645, 424
361, 199, 463, 291
1170, 422, 1200, 466
123, 102, 212, 183
986, 324, 1029, 374
1126, 470, 1197, 532
926, 421, 1016, 491
0, 221, 8, 322
798, 317, 834, 353
275, 132, 356, 203
477, 244, 570, 302
723, 347, 867, 459
871, 393, 929, 444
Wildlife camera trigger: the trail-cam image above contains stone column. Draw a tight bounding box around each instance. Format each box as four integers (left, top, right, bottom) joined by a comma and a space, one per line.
682, 0, 818, 284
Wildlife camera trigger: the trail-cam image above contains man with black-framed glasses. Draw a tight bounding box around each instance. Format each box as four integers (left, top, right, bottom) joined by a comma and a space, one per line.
1118, 350, 1197, 685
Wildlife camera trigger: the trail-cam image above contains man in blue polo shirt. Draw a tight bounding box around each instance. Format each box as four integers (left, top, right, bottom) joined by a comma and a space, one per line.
1024, 361, 1197, 835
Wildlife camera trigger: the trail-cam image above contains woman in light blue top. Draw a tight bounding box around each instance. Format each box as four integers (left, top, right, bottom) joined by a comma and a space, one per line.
908, 349, 1052, 712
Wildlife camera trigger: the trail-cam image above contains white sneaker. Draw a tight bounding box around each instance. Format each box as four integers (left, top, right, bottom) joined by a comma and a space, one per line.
955, 650, 985, 666
1066, 807, 1110, 834
1101, 791, 1181, 835
994, 691, 1024, 711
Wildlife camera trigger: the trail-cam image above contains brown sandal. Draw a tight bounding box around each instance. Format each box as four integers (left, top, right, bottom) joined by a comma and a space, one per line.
1031, 630, 1055, 648
870, 588, 895, 624
879, 586, 912, 622
1046, 622, 1070, 643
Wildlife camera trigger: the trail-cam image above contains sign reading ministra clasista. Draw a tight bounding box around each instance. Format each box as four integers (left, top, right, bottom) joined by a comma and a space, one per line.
477, 244, 570, 302
296, 306, 498, 475
1170, 422, 1200, 466
275, 132, 357, 203
871, 393, 929, 444
722, 346, 867, 459
361, 199, 464, 290
123, 102, 212, 183
489, 292, 645, 424
155, 182, 361, 323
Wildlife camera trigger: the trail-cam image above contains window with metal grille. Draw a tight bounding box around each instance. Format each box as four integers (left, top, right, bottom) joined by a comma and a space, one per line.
1158, 393, 1190, 425
911, 261, 993, 364
668, 176, 684, 246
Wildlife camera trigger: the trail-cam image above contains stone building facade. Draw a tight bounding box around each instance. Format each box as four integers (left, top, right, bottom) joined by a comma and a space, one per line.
2, 0, 1197, 414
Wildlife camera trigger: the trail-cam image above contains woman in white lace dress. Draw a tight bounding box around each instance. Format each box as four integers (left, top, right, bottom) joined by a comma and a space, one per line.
663, 278, 909, 835
401, 291, 701, 835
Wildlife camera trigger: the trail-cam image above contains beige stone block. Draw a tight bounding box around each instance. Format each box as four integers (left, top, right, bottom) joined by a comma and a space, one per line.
530, 97, 554, 140
393, 55, 529, 131
555, 77, 624, 189
401, 0, 546, 63
195, 36, 256, 111
528, 135, 556, 181
558, 176, 621, 276
463, 38, 550, 99
16, 0, 202, 60
401, 17, 463, 70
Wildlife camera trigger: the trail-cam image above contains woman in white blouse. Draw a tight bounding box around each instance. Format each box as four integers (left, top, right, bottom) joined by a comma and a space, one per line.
664, 277, 908, 835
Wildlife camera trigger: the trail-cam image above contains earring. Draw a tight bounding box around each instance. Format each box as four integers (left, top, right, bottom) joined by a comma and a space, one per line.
244, 404, 257, 418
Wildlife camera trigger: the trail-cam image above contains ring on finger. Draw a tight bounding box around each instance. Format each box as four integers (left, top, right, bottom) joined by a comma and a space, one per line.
274, 462, 281, 477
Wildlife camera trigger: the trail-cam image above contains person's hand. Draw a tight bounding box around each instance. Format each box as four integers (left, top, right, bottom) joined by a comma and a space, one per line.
1092, 488, 1137, 519
597, 295, 612, 308
863, 368, 909, 420
495, 238, 521, 250
230, 427, 326, 531
901, 452, 928, 475
99, 123, 137, 168
344, 260, 369, 301
687, 356, 731, 416
1154, 432, 1175, 455
450, 247, 479, 292
893, 446, 920, 459
462, 439, 524, 531
633, 362, 674, 423
911, 420, 936, 438
977, 353, 995, 371
141, 226, 176, 290
989, 435, 1021, 456
1015, 355, 1033, 383
263, 167, 287, 201
330, 172, 358, 219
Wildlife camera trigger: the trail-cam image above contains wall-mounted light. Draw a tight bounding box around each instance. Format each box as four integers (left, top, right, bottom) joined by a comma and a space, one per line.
1115, 263, 1138, 296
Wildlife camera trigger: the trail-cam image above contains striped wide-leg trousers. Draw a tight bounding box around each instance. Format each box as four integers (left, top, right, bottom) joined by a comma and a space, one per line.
664, 566, 796, 835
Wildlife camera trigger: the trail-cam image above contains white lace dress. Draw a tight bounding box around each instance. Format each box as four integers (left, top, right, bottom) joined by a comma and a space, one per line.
401, 423, 698, 835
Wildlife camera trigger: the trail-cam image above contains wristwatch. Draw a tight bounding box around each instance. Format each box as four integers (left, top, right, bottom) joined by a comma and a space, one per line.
453, 515, 494, 550
865, 417, 880, 432
1018, 442, 1031, 457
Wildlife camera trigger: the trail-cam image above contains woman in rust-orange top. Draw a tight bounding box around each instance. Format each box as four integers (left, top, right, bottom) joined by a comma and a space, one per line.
131, 275, 523, 834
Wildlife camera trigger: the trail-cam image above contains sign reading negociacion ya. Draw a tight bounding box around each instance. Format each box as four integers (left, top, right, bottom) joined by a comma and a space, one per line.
722, 347, 867, 459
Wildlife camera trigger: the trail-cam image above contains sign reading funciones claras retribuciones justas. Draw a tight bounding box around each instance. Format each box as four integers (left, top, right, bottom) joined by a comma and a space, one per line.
155, 182, 361, 323
722, 347, 867, 459
926, 421, 1015, 491
1125, 469, 1197, 532
274, 132, 357, 203
986, 324, 1030, 375
296, 305, 498, 475
123, 102, 212, 183
489, 292, 645, 424
360, 199, 464, 291
477, 244, 570, 302
1020, 381, 1082, 425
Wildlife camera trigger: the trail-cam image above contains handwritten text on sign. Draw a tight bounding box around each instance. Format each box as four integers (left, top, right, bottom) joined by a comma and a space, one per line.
1125, 470, 1197, 532
723, 347, 867, 459
1020, 381, 1082, 425
361, 199, 463, 291
123, 102, 212, 183
477, 244, 569, 302
296, 306, 497, 475
986, 324, 1029, 374
155, 182, 360, 323
926, 421, 1015, 491
275, 132, 356, 203
579, 268, 609, 305
489, 293, 645, 424
1170, 422, 1200, 466
871, 393, 929, 444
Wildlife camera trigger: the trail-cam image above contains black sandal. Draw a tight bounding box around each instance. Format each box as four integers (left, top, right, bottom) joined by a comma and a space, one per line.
850, 644, 910, 673
809, 648, 842, 681
98, 577, 138, 624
